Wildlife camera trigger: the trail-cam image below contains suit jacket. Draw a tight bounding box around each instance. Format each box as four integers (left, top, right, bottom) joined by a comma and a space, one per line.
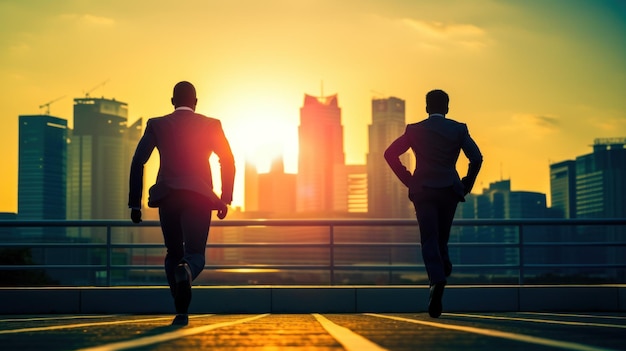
384, 114, 482, 200
128, 108, 235, 209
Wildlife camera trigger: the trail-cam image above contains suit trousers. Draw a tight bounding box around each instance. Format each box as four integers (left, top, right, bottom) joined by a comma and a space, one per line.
158, 190, 212, 296
411, 186, 459, 286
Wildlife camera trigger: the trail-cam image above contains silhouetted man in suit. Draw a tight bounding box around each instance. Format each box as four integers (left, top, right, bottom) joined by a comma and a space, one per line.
128, 81, 235, 325
385, 89, 482, 318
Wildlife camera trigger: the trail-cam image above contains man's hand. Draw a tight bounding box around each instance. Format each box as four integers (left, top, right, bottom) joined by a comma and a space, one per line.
131, 209, 142, 223
216, 194, 230, 220
217, 205, 228, 220
216, 200, 228, 219
461, 177, 474, 195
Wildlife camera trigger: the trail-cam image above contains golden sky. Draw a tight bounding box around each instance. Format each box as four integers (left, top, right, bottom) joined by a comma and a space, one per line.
1, 0, 625, 212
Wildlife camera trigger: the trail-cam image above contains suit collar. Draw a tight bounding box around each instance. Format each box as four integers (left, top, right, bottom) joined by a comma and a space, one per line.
175, 106, 194, 112
428, 113, 445, 118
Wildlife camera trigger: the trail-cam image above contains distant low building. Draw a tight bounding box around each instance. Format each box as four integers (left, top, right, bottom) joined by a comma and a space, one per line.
346, 164, 367, 214
454, 180, 548, 279
258, 157, 297, 215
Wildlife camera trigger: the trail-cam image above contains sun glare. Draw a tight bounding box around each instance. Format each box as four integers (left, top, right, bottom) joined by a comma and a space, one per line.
214, 92, 299, 174
234, 119, 298, 174
204, 91, 300, 206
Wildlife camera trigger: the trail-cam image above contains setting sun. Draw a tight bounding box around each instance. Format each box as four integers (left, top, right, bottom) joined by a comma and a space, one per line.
208, 93, 300, 206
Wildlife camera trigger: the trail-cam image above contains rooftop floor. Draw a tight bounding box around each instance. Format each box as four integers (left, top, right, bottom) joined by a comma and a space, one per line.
1, 311, 625, 351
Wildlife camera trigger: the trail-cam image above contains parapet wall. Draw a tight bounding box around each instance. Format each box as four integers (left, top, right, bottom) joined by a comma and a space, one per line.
1, 285, 624, 314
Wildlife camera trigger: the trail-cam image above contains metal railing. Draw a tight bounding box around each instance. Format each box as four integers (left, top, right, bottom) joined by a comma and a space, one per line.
1, 218, 625, 286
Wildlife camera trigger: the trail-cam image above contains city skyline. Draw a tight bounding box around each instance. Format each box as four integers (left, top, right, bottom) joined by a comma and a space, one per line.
1, 0, 625, 212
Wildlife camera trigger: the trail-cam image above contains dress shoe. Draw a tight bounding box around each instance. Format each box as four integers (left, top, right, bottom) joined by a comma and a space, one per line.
174, 262, 192, 315
428, 281, 446, 318
171, 314, 189, 326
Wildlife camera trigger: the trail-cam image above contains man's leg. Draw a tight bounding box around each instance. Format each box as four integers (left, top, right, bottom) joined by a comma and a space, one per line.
159, 199, 184, 297
413, 188, 452, 318
179, 192, 212, 280
437, 190, 459, 277
413, 197, 446, 285
167, 191, 212, 324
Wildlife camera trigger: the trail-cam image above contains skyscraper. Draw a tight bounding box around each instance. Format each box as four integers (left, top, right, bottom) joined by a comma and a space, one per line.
550, 138, 626, 219
18, 115, 68, 221
549, 160, 577, 218
575, 138, 626, 219
366, 97, 412, 218
297, 94, 347, 214
67, 97, 141, 219
548, 138, 626, 281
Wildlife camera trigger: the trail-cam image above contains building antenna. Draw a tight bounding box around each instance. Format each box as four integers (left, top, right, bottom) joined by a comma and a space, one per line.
500, 162, 503, 180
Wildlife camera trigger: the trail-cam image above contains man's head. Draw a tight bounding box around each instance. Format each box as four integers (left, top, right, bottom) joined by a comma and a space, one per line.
171, 81, 197, 109
425, 89, 449, 115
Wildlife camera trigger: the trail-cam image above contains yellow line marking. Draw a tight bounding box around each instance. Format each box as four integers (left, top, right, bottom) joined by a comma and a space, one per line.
446, 313, 626, 329
0, 315, 212, 335
519, 312, 626, 320
0, 315, 118, 323
75, 314, 269, 351
313, 314, 390, 351
366, 313, 620, 351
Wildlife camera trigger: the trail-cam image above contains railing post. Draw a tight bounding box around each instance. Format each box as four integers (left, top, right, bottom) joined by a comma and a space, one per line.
106, 224, 112, 287
518, 223, 524, 285
388, 245, 392, 285
330, 224, 335, 286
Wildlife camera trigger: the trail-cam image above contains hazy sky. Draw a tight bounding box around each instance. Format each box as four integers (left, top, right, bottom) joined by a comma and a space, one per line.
1, 0, 625, 212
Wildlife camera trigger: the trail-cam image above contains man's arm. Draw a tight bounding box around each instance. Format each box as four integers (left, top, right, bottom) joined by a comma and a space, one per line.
460, 126, 483, 194
384, 132, 412, 187
128, 121, 156, 210
212, 120, 236, 205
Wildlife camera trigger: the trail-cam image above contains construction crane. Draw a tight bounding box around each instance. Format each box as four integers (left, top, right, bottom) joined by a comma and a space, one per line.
39, 95, 66, 115
84, 79, 110, 98
370, 90, 386, 98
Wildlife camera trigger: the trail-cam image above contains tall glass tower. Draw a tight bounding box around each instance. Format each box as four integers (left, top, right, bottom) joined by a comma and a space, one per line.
366, 97, 412, 218
18, 115, 68, 221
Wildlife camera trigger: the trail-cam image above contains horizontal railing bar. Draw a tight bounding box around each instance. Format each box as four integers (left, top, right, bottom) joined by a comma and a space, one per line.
522, 242, 626, 247
2, 218, 626, 227
3, 242, 624, 250
4, 263, 623, 271
0, 265, 108, 270
523, 264, 626, 268
0, 243, 110, 248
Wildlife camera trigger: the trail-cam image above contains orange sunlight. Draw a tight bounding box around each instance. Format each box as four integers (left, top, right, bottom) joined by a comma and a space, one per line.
201, 92, 299, 206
